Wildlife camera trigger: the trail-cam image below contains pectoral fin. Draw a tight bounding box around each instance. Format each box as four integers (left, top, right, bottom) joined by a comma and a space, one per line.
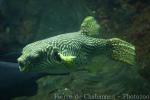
58, 53, 76, 67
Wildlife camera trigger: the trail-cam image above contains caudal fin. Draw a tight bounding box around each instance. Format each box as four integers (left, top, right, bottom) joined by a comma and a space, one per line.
107, 38, 136, 65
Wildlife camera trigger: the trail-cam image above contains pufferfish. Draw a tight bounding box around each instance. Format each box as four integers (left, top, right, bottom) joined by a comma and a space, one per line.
17, 16, 136, 74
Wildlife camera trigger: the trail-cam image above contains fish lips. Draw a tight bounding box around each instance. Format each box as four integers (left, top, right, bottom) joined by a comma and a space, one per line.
19, 65, 30, 72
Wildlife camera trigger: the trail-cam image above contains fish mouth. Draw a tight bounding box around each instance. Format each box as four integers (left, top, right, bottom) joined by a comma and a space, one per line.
19, 65, 29, 72
18, 57, 31, 72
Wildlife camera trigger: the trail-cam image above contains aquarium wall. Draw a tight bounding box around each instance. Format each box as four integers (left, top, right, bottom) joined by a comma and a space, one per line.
0, 0, 150, 100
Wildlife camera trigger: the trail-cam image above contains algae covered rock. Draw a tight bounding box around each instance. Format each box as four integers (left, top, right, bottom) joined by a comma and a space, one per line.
14, 56, 150, 100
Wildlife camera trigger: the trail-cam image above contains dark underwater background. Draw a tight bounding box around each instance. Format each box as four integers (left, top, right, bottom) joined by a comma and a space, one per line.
0, 0, 150, 100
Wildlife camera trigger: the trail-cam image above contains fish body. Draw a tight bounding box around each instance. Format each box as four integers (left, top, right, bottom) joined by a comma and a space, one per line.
18, 16, 136, 74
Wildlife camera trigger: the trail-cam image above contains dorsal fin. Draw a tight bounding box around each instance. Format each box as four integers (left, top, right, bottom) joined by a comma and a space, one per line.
80, 16, 101, 38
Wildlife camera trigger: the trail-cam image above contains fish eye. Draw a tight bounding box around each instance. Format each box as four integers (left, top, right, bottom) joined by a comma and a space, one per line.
53, 51, 62, 63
